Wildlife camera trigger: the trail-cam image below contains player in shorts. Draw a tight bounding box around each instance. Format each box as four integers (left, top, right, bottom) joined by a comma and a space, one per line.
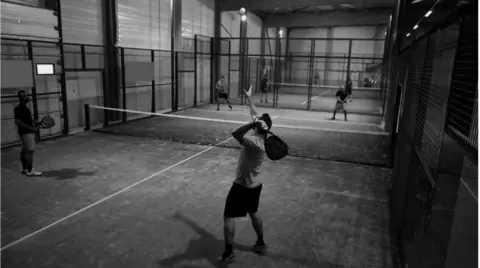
218, 85, 272, 267
331, 85, 348, 121
260, 75, 269, 103
345, 79, 353, 103
313, 75, 320, 85
216, 76, 232, 111
14, 90, 42, 176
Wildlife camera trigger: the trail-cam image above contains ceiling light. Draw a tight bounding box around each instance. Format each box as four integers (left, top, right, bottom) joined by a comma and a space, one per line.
413, 24, 419, 30
425, 10, 432, 17
406, 33, 410, 37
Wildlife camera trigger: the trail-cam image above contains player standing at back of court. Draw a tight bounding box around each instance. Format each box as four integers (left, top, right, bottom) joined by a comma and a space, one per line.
260, 74, 269, 103
14, 90, 42, 176
219, 86, 272, 267
216, 76, 233, 111
331, 85, 348, 121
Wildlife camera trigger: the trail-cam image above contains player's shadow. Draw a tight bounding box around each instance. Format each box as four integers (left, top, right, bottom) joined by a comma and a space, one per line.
157, 212, 333, 268
40, 168, 96, 180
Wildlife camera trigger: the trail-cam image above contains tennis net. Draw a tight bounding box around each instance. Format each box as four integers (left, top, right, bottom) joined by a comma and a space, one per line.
84, 105, 390, 167
274, 83, 382, 99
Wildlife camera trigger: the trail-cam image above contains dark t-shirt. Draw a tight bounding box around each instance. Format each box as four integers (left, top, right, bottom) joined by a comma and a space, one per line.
336, 90, 348, 102
345, 83, 353, 94
14, 104, 34, 135
261, 78, 268, 89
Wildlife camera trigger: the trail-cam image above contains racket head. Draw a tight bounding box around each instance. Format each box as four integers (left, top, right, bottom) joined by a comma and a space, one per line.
40, 114, 55, 128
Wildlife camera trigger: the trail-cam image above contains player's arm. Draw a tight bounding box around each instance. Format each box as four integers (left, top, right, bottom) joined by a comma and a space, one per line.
244, 87, 258, 120
232, 122, 255, 145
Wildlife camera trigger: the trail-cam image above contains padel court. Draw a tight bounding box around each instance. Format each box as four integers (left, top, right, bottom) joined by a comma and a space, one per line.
1, 106, 394, 268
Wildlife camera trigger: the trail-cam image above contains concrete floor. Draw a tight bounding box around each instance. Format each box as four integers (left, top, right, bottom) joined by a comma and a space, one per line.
1, 119, 394, 268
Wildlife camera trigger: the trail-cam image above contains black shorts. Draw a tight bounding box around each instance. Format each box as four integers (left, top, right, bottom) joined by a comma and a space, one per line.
261, 87, 268, 93
218, 92, 228, 99
224, 183, 263, 218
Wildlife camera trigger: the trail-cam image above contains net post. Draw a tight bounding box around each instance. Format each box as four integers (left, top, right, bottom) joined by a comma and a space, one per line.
121, 47, 127, 122
151, 49, 156, 113
84, 104, 91, 131
194, 35, 198, 107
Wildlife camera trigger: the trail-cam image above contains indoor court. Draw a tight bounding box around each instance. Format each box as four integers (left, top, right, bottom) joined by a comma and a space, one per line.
2, 0, 476, 267
1, 106, 393, 268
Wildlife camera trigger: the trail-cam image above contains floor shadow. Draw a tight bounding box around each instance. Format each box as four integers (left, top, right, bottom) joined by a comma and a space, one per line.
40, 168, 97, 180
157, 212, 338, 268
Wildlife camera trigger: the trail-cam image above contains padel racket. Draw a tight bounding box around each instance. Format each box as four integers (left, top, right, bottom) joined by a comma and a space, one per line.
38, 114, 55, 129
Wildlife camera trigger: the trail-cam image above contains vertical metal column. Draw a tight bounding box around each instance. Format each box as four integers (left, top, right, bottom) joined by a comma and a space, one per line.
120, 48, 127, 122
194, 35, 198, 107
55, 0, 69, 134
227, 41, 232, 96
151, 50, 156, 113
307, 40, 315, 111
27, 41, 40, 140
210, 38, 215, 104
174, 52, 179, 112
346, 40, 353, 84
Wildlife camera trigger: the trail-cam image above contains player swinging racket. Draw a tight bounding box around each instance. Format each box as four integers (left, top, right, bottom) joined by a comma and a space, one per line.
218, 85, 272, 267
331, 85, 348, 121
216, 76, 233, 111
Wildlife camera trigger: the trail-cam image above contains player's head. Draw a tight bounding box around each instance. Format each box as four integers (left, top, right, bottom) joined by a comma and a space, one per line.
340, 85, 345, 91
220, 76, 225, 81
254, 113, 272, 135
17, 90, 29, 103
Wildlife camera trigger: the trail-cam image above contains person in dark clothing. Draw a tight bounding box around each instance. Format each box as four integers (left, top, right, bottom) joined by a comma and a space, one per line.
260, 75, 269, 103
331, 86, 348, 121
14, 90, 42, 176
345, 79, 353, 103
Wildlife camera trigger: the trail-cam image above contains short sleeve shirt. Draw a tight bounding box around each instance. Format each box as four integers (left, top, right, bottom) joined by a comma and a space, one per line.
14, 104, 34, 135
234, 133, 265, 188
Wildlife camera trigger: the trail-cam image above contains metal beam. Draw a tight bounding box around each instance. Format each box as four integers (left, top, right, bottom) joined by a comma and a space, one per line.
219, 0, 394, 11
263, 9, 392, 28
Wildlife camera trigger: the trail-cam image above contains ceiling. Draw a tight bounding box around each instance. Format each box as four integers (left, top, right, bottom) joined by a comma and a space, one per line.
219, 0, 395, 17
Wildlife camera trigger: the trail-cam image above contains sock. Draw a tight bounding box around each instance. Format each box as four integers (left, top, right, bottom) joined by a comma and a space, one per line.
225, 244, 233, 254
257, 235, 265, 244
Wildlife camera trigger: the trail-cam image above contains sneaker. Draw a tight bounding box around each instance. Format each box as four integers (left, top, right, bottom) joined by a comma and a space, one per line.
26, 169, 42, 176
331, 118, 336, 120
217, 252, 235, 267
252, 242, 267, 255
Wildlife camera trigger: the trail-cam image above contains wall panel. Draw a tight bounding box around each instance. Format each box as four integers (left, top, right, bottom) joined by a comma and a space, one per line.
117, 0, 171, 50
1, 2, 58, 40
61, 0, 103, 45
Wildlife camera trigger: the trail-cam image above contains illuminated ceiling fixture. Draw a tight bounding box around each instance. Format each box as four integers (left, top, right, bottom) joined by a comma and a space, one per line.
425, 10, 432, 17
406, 33, 410, 37
413, 24, 419, 30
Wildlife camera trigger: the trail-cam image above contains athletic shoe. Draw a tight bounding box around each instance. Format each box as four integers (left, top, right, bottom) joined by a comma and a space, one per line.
26, 169, 42, 176
217, 252, 235, 267
252, 242, 267, 255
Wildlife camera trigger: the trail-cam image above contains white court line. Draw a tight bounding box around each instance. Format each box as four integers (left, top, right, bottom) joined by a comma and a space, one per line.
460, 177, 478, 203
301, 90, 333, 105
185, 109, 380, 127
0, 136, 234, 251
